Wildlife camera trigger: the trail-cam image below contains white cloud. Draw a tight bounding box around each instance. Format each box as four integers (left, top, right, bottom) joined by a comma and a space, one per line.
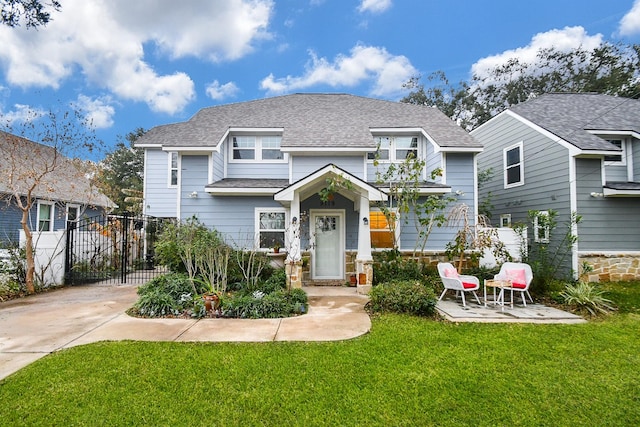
260, 44, 416, 97
73, 95, 116, 129
205, 80, 239, 101
0, 104, 47, 126
619, 0, 640, 37
358, 0, 392, 14
471, 26, 603, 82
0, 0, 274, 114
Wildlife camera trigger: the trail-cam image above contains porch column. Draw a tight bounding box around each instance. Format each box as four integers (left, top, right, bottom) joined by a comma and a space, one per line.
286, 191, 303, 289
356, 193, 373, 294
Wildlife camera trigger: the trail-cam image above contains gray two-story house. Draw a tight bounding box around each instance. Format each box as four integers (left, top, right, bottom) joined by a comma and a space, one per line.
136, 93, 482, 292
473, 93, 640, 282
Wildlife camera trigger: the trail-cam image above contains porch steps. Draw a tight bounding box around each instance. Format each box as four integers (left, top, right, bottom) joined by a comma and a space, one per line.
304, 279, 348, 287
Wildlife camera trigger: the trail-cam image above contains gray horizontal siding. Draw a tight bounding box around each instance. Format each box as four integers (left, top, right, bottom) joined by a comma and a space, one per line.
144, 148, 177, 218
577, 158, 640, 251
226, 162, 288, 180
293, 156, 364, 181
475, 114, 572, 229
633, 139, 640, 180
212, 151, 224, 182
605, 164, 627, 181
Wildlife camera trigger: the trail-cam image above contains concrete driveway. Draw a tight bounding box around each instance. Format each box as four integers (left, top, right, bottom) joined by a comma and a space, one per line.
0, 284, 371, 381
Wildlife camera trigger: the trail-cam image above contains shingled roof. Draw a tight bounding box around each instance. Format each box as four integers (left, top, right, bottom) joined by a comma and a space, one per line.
0, 131, 114, 208
138, 93, 481, 151
509, 93, 640, 152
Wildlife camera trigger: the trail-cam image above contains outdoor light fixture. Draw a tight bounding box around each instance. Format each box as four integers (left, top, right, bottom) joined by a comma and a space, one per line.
363, 217, 368, 226
590, 192, 604, 198
189, 191, 198, 198
292, 217, 298, 223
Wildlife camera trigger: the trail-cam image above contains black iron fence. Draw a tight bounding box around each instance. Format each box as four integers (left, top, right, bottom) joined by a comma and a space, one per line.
64, 213, 167, 285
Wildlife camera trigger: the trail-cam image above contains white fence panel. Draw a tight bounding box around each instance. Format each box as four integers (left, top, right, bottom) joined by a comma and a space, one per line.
20, 230, 66, 287
479, 227, 526, 268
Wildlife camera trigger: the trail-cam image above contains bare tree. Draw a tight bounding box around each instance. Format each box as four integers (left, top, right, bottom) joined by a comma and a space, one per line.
0, 109, 109, 294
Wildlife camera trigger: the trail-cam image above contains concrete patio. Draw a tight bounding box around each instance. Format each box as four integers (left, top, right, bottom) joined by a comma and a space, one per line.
436, 297, 586, 323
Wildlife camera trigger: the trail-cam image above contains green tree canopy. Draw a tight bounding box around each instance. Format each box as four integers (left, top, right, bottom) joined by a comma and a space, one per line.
402, 42, 640, 130
96, 128, 145, 214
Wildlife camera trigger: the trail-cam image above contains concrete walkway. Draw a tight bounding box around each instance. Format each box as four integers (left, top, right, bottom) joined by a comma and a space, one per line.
0, 284, 371, 381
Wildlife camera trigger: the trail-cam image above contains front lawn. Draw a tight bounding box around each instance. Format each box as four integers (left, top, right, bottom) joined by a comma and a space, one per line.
1, 281, 639, 426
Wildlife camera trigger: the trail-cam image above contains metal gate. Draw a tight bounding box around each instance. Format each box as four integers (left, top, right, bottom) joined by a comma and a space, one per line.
64, 213, 167, 285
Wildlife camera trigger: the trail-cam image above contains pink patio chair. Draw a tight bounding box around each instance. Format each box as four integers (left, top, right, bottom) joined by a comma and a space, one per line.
437, 262, 481, 307
494, 262, 534, 306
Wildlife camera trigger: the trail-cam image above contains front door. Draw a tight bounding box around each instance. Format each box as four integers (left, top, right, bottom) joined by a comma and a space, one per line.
311, 210, 344, 280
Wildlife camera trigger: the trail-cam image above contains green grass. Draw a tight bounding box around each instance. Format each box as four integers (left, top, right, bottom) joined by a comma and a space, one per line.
1, 283, 640, 426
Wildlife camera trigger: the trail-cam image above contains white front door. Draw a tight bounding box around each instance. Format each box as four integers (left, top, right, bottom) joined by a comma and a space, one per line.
311, 210, 344, 280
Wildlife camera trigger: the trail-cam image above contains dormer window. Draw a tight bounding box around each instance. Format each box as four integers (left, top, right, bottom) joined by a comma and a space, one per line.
368, 136, 418, 162
231, 135, 285, 162
604, 139, 625, 165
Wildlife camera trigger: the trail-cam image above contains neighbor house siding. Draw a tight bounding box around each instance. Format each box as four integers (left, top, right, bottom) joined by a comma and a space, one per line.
144, 148, 177, 218
475, 114, 571, 229
0, 202, 23, 245
293, 156, 364, 182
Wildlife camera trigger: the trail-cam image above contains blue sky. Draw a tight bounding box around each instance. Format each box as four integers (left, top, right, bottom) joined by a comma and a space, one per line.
1, 0, 640, 157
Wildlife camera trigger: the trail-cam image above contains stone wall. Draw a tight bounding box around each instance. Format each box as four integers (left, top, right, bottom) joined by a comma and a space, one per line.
579, 253, 640, 282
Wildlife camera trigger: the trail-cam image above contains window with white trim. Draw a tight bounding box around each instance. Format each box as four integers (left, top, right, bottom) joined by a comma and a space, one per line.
504, 142, 524, 188
604, 139, 626, 165
66, 204, 80, 223
232, 136, 284, 162
256, 209, 287, 250
168, 152, 178, 187
368, 136, 418, 162
533, 211, 550, 243
369, 209, 398, 249
37, 201, 54, 232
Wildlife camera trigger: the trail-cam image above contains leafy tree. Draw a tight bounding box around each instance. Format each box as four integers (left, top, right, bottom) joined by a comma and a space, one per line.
0, 109, 105, 294
96, 128, 145, 214
402, 42, 640, 130
1, 0, 61, 28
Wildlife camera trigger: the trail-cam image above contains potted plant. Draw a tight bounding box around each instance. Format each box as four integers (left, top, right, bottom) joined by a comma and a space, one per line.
272, 242, 281, 253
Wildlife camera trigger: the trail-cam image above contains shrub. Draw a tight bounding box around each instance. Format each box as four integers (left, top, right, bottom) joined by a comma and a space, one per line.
220, 288, 308, 319
369, 280, 437, 317
560, 282, 616, 316
373, 249, 428, 285
133, 273, 196, 318
258, 268, 286, 294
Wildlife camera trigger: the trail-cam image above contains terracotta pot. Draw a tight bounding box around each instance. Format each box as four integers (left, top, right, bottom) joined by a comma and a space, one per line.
350, 275, 357, 286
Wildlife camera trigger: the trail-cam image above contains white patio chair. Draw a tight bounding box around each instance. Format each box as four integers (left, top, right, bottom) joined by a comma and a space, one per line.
437, 262, 481, 307
494, 262, 534, 306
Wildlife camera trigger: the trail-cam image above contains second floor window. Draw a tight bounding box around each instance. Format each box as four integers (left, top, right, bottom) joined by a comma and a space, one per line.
504, 142, 524, 188
604, 139, 625, 164
232, 136, 284, 162
368, 136, 418, 162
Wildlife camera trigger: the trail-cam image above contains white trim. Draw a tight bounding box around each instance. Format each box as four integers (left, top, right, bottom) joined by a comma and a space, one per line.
205, 187, 284, 196
586, 129, 640, 140
168, 152, 179, 188
503, 141, 524, 189
310, 209, 345, 280
162, 147, 216, 154
36, 200, 55, 232
255, 207, 288, 250
499, 110, 582, 156
66, 203, 80, 223
603, 187, 640, 197
569, 155, 579, 277
281, 147, 371, 153
229, 135, 287, 164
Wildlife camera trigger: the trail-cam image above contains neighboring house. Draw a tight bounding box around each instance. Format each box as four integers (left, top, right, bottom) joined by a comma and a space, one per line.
0, 131, 114, 247
473, 93, 640, 282
136, 93, 482, 292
